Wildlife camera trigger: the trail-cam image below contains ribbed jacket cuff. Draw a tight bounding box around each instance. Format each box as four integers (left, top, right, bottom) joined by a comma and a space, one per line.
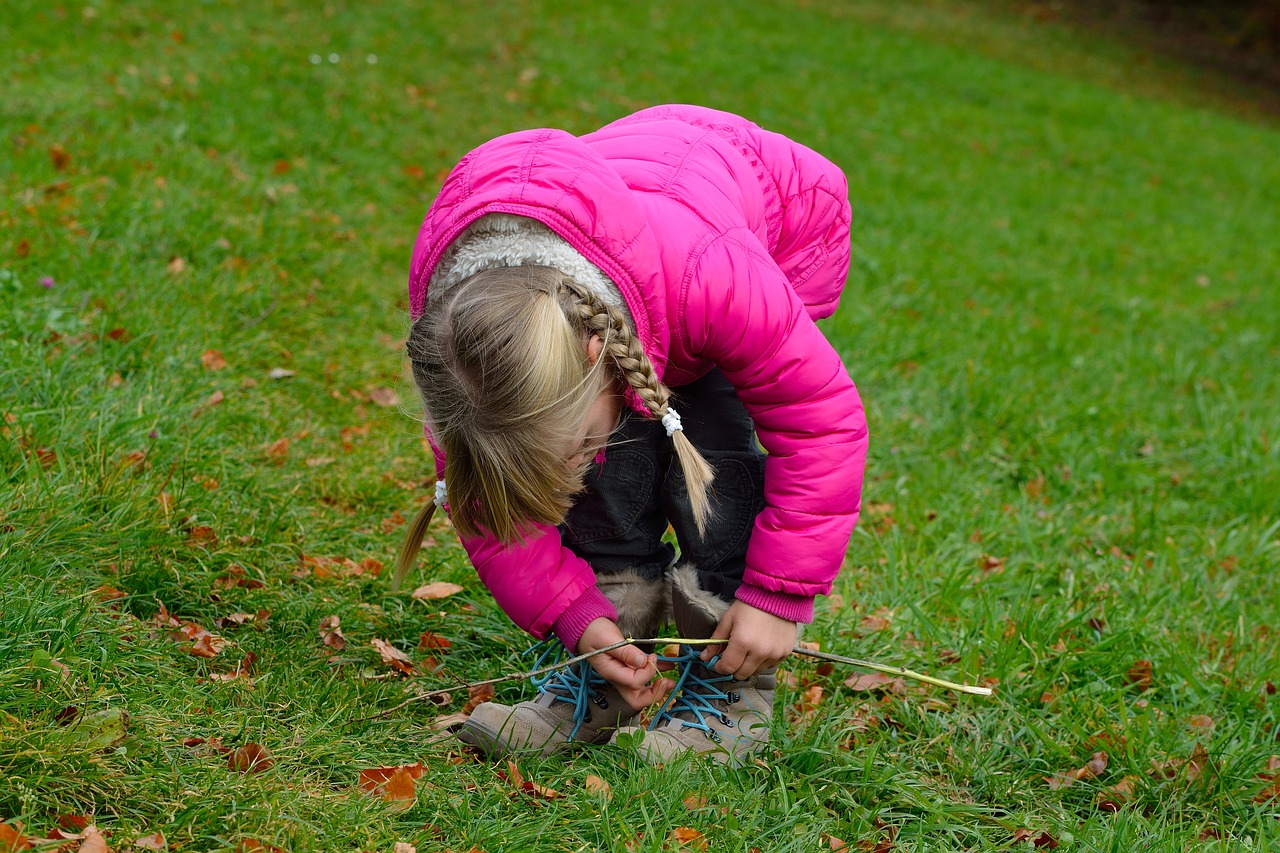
734, 583, 815, 624
551, 586, 619, 653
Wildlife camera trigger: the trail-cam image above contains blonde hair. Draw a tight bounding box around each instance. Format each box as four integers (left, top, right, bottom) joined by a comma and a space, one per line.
391, 265, 713, 591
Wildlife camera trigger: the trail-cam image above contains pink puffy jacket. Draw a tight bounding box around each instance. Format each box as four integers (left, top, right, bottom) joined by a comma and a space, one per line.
408, 105, 867, 648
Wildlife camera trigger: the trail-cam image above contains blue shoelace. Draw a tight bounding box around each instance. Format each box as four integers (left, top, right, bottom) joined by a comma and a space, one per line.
650, 648, 737, 737
526, 640, 608, 739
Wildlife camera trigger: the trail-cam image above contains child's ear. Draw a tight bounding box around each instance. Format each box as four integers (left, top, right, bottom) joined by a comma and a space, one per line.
586, 334, 604, 366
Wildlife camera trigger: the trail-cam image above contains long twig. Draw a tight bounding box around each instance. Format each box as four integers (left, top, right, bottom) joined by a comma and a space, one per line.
350, 637, 992, 724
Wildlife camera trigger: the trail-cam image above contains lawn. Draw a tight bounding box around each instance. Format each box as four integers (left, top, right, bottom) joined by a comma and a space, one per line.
2, 1, 1278, 850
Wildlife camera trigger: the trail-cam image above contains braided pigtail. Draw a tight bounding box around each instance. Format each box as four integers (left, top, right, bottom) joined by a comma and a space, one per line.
558, 278, 715, 535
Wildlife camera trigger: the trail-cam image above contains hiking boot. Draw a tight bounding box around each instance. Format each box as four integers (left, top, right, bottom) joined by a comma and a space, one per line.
458, 648, 641, 758
614, 567, 776, 765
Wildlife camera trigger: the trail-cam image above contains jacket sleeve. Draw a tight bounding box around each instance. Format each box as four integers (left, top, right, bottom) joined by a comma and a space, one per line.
679, 230, 868, 619
425, 434, 617, 650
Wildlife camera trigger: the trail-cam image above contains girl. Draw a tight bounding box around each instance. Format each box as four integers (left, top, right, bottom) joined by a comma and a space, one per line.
394, 104, 867, 765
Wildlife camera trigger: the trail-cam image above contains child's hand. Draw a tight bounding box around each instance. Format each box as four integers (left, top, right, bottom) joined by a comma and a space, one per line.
577, 617, 672, 709
701, 601, 797, 680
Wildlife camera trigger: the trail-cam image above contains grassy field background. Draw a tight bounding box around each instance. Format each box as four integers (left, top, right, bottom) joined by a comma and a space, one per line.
2, 1, 1278, 850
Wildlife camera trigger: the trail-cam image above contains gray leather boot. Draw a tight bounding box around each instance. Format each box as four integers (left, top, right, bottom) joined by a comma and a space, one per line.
457, 569, 666, 758
615, 564, 776, 766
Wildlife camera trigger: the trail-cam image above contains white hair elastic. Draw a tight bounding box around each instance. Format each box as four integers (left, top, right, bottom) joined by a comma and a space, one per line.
434, 479, 448, 508
660, 408, 683, 437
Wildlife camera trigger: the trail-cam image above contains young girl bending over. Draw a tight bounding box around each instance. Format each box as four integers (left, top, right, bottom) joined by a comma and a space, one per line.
394, 104, 867, 765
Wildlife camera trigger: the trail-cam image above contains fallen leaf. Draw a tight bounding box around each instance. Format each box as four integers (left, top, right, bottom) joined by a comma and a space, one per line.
201, 349, 227, 370
1126, 660, 1153, 691
49, 143, 71, 170
167, 256, 186, 275
228, 743, 273, 774
133, 832, 166, 850
1186, 714, 1215, 731
318, 615, 346, 650
418, 631, 452, 652
0, 822, 31, 851
462, 684, 495, 715
372, 638, 415, 675
824, 835, 848, 852
411, 581, 464, 601
392, 844, 415, 853
1011, 828, 1058, 849
843, 672, 906, 694
1095, 774, 1138, 811
78, 826, 109, 853
368, 386, 399, 407
359, 763, 423, 804
584, 774, 612, 799
186, 525, 218, 548
264, 438, 289, 462
502, 760, 565, 800
236, 840, 285, 853
669, 827, 706, 850
1046, 751, 1109, 790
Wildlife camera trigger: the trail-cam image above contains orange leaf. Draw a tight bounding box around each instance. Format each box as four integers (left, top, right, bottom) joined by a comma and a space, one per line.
0, 822, 31, 851
462, 684, 495, 715
77, 826, 109, 853
411, 582, 464, 601
418, 631, 452, 652
371, 638, 415, 675
49, 143, 71, 171
1095, 774, 1138, 811
669, 827, 706, 850
319, 615, 346, 650
584, 774, 612, 799
186, 525, 218, 547
264, 438, 289, 462
359, 764, 423, 803
200, 349, 227, 370
133, 832, 166, 850
228, 743, 273, 774
1125, 660, 1153, 691
166, 256, 186, 275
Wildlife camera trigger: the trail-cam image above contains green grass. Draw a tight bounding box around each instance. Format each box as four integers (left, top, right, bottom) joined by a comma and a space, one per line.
2, 0, 1278, 850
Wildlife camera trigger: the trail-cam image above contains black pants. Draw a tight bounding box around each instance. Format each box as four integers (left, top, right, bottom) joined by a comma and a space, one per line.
558, 370, 767, 605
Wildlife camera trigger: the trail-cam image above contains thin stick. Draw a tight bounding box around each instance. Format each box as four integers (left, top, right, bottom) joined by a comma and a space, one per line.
350, 637, 991, 724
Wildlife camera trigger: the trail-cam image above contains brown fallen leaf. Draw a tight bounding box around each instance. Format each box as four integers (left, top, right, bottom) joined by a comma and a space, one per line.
411, 581, 464, 601
1095, 774, 1139, 811
263, 438, 289, 462
0, 822, 31, 851
1012, 828, 1058, 849
584, 774, 612, 799
418, 631, 452, 652
49, 143, 71, 171
669, 827, 707, 850
1045, 751, 1109, 790
78, 826, 109, 853
371, 638, 415, 675
228, 743, 273, 774
318, 615, 346, 650
200, 350, 227, 371
359, 763, 423, 804
1125, 660, 1153, 691
824, 835, 849, 852
843, 672, 907, 694
368, 387, 399, 407
503, 760, 564, 800
133, 832, 166, 850
462, 684, 495, 715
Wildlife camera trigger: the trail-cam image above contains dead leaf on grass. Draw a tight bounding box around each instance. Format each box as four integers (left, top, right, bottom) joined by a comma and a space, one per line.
371, 638, 415, 675
359, 763, 423, 805
843, 672, 906, 694
1045, 751, 1108, 790
133, 831, 166, 850
669, 827, 707, 850
368, 386, 399, 407
462, 684, 495, 715
228, 743, 273, 774
584, 774, 612, 799
318, 615, 346, 650
411, 581, 464, 600
1125, 660, 1153, 691
200, 350, 227, 371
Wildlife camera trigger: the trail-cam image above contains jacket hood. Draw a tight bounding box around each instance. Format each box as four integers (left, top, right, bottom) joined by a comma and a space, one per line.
408, 128, 670, 374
